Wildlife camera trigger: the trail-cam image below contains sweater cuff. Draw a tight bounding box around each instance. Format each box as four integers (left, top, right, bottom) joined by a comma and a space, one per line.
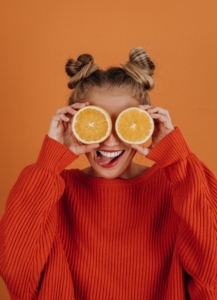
146, 128, 191, 168
36, 135, 78, 174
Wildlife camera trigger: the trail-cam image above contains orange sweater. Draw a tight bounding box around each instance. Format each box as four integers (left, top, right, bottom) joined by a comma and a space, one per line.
0, 128, 217, 300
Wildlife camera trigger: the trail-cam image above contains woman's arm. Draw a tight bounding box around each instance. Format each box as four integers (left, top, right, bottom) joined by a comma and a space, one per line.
0, 102, 99, 299
132, 105, 217, 297
0, 136, 77, 299
147, 128, 217, 298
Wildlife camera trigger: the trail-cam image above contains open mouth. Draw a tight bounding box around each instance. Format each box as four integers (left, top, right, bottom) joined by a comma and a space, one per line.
95, 150, 124, 167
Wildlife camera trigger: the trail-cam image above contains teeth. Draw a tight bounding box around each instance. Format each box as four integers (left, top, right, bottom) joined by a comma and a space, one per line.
98, 151, 123, 158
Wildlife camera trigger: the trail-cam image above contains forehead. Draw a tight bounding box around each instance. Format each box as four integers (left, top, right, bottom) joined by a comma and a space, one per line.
85, 90, 139, 117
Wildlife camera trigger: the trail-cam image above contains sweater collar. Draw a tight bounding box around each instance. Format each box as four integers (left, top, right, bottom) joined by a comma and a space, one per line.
69, 163, 159, 187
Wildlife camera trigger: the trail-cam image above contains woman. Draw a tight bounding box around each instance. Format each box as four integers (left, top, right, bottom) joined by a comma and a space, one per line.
0, 48, 216, 299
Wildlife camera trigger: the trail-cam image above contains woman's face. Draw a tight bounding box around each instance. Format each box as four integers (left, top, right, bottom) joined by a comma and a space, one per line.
84, 89, 140, 179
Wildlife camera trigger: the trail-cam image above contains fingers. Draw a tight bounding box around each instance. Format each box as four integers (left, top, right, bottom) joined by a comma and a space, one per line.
51, 102, 89, 128
139, 105, 170, 119
134, 105, 175, 155
55, 102, 89, 118
52, 113, 70, 123
130, 144, 150, 156
70, 143, 99, 156
139, 105, 174, 130
146, 106, 172, 123
149, 113, 174, 130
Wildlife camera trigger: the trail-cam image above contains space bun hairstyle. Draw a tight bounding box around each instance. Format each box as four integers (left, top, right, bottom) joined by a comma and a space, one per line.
66, 47, 155, 105
65, 54, 98, 89
122, 47, 155, 91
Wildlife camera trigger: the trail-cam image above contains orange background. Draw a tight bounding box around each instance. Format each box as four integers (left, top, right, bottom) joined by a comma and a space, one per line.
1, 0, 217, 298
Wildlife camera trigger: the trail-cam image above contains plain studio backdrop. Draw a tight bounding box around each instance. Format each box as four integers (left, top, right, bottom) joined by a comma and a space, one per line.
1, 0, 217, 298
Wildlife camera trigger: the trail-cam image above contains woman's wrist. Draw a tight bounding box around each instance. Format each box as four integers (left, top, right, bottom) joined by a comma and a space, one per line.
36, 135, 78, 174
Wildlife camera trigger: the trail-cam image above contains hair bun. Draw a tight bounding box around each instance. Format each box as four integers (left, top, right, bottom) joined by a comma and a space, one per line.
77, 54, 93, 65
122, 47, 155, 90
65, 54, 94, 76
65, 54, 98, 89
129, 47, 155, 76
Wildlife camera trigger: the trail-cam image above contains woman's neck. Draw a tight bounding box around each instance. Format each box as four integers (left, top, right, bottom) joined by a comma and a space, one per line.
82, 162, 149, 179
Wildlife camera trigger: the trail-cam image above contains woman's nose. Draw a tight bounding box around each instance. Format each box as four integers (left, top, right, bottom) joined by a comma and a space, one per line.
101, 126, 120, 147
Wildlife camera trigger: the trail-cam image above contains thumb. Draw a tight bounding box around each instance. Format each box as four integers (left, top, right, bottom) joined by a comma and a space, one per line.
70, 143, 99, 156
131, 144, 150, 156
84, 143, 100, 153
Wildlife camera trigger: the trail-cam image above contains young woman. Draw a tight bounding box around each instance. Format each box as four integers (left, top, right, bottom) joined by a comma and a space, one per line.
0, 48, 217, 300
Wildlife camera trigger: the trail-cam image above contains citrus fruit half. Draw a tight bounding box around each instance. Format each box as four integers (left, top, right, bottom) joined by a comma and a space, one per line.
72, 105, 112, 144
115, 107, 154, 144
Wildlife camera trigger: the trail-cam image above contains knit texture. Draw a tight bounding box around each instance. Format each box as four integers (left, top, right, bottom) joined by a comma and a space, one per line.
0, 128, 217, 299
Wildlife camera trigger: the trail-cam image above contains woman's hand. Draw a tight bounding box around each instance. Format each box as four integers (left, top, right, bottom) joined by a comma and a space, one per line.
131, 105, 175, 156
48, 102, 99, 155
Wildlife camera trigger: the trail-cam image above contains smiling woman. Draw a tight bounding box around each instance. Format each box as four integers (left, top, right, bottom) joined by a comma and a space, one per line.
0, 48, 217, 300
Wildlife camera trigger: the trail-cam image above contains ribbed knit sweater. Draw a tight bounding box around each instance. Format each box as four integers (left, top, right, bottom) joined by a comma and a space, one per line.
0, 128, 217, 300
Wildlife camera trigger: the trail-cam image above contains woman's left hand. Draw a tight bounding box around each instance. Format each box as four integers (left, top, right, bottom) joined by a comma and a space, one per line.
131, 105, 175, 156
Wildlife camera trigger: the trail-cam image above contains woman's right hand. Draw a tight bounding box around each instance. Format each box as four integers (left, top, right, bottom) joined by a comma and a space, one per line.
48, 102, 99, 155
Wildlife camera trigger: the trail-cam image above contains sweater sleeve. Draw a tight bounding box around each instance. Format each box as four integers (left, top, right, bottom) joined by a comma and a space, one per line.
0, 136, 78, 300
147, 128, 217, 299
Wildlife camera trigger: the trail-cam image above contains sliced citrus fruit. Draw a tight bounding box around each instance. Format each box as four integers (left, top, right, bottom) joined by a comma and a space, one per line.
115, 107, 154, 144
72, 105, 112, 144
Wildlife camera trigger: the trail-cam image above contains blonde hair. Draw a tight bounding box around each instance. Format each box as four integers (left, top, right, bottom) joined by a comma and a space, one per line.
65, 47, 155, 105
